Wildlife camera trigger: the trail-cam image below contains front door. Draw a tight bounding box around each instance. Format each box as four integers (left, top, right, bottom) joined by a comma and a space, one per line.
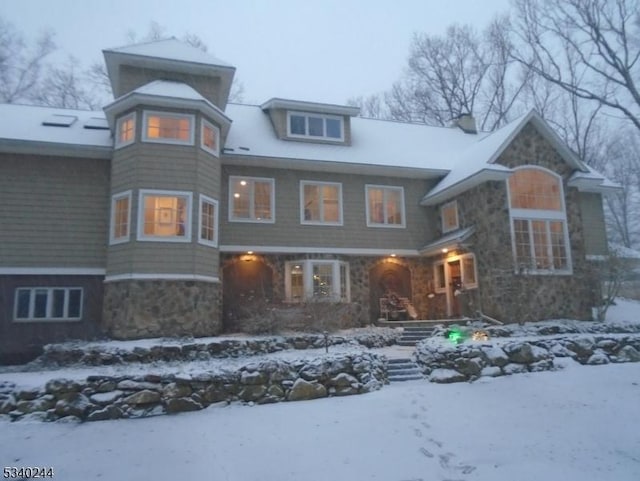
446, 259, 462, 318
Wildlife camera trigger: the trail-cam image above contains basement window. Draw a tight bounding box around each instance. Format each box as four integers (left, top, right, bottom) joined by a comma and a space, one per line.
14, 287, 83, 321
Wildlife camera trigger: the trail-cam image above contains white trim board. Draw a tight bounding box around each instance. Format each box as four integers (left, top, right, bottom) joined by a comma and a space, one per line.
104, 273, 220, 283
219, 245, 420, 257
0, 268, 106, 276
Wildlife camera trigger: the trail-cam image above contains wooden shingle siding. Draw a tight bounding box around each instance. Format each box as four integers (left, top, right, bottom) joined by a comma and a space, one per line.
220, 163, 437, 250
0, 154, 109, 268
118, 65, 223, 108
579, 192, 608, 256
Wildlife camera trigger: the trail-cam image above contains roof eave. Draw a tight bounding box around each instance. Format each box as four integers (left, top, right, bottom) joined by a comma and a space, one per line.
221, 152, 449, 179
104, 91, 232, 137
0, 139, 112, 159
419, 226, 476, 257
420, 168, 512, 206
260, 98, 360, 117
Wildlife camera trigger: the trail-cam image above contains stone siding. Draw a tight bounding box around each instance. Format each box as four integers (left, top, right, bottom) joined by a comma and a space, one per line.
438, 124, 600, 322
222, 254, 436, 325
102, 280, 222, 339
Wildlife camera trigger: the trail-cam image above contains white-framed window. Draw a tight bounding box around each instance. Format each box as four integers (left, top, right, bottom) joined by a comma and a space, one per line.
366, 185, 405, 228
441, 200, 459, 233
115, 112, 136, 148
433, 253, 478, 293
287, 111, 344, 141
507, 167, 571, 274
300, 181, 343, 225
14, 287, 83, 321
138, 189, 192, 242
284, 260, 350, 302
201, 119, 220, 156
110, 190, 132, 245
229, 176, 275, 223
142, 111, 194, 145
198, 194, 219, 247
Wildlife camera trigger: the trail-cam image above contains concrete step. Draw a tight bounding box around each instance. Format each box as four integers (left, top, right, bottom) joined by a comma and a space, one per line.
386, 358, 424, 382
386, 357, 414, 364
388, 373, 424, 382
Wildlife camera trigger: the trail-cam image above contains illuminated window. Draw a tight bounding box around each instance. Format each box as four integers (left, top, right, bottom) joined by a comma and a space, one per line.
287, 111, 344, 141
138, 190, 192, 242
143, 111, 194, 145
115, 112, 136, 147
199, 194, 218, 247
366, 185, 405, 227
508, 167, 571, 273
229, 176, 275, 222
201, 119, 220, 156
110, 191, 131, 244
14, 287, 82, 321
441, 201, 459, 233
301, 181, 342, 225
284, 260, 350, 302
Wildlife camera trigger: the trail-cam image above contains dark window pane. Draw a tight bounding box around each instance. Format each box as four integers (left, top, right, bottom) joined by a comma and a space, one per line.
308, 117, 323, 136
326, 118, 341, 138
290, 115, 305, 135
34, 289, 48, 318
16, 290, 30, 318
68, 289, 82, 318
52, 289, 65, 318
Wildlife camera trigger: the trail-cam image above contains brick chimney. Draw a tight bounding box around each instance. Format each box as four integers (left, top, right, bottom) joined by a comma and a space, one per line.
455, 113, 477, 134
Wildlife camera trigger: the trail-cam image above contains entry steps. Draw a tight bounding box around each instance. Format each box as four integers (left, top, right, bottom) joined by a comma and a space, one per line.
386, 358, 424, 382
397, 325, 437, 346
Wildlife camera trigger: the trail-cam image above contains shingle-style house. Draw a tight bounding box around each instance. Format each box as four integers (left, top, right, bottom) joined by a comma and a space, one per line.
0, 39, 617, 361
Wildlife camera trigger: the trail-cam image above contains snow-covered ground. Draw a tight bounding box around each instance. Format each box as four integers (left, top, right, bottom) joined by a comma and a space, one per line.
1, 299, 639, 481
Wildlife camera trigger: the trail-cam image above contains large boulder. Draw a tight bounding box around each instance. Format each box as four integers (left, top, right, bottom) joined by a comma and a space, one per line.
287, 379, 327, 401
55, 393, 92, 418
123, 390, 161, 405
45, 378, 82, 395
429, 369, 467, 384
165, 397, 203, 414
616, 345, 640, 362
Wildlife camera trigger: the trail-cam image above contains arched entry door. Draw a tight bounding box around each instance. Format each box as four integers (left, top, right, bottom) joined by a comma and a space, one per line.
222, 258, 273, 332
369, 261, 411, 321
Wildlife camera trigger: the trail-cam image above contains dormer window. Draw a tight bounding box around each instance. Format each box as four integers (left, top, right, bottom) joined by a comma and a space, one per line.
287, 111, 344, 141
143, 111, 194, 145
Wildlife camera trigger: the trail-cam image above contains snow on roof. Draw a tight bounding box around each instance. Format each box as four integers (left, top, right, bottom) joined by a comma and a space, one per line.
223, 103, 478, 173
132, 79, 211, 101
0, 103, 111, 148
104, 37, 233, 68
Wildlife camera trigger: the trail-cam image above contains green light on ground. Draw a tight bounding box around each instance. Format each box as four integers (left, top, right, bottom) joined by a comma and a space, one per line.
447, 328, 465, 344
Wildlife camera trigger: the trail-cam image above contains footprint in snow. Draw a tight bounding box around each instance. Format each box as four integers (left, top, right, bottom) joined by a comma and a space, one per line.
419, 447, 434, 458
414, 428, 423, 438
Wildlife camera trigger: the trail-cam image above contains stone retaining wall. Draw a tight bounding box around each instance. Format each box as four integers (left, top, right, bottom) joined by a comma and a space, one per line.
0, 353, 386, 423
37, 329, 401, 367
416, 334, 640, 383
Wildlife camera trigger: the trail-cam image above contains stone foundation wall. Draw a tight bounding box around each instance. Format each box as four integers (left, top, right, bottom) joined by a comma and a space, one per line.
0, 352, 386, 423
222, 254, 436, 324
102, 280, 222, 339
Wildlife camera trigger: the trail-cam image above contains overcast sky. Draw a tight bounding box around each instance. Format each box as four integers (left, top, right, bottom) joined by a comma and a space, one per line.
1, 0, 511, 106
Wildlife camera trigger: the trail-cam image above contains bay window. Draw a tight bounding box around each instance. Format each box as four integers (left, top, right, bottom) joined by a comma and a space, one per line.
285, 260, 350, 302
143, 111, 194, 145
138, 189, 192, 242
110, 190, 131, 244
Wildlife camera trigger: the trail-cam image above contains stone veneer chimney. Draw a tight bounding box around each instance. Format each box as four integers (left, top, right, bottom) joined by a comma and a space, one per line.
456, 113, 477, 134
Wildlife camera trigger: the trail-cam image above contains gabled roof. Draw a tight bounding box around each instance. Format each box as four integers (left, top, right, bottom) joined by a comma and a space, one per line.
420, 226, 475, 257
420, 110, 606, 205
223, 103, 474, 178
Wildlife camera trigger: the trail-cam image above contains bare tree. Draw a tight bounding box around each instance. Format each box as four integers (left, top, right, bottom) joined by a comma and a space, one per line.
602, 129, 640, 247
31, 56, 101, 109
385, 21, 527, 129
511, 0, 640, 131
0, 16, 55, 103
346, 93, 387, 119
